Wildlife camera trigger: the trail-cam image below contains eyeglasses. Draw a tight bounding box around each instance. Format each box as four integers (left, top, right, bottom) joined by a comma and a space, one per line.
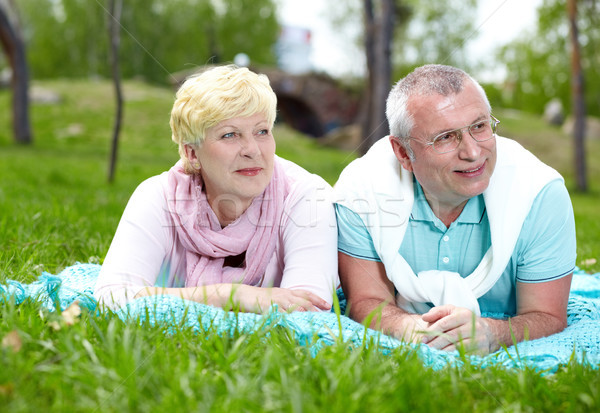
408, 115, 500, 154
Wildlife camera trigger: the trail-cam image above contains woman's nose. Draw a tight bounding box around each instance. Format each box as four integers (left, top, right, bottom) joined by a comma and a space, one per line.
239, 135, 260, 158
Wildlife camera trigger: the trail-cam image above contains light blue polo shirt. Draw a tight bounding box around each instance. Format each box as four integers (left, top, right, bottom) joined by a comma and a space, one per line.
336, 178, 576, 316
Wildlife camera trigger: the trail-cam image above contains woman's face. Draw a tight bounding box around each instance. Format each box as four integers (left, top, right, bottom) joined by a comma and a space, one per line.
191, 113, 275, 210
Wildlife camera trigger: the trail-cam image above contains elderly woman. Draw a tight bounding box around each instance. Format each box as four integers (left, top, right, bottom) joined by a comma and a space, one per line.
94, 65, 338, 312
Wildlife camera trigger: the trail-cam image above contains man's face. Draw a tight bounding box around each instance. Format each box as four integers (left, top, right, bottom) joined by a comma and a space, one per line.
392, 81, 497, 214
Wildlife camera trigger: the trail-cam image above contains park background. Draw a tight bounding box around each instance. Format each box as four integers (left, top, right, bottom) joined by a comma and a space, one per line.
1, 0, 599, 411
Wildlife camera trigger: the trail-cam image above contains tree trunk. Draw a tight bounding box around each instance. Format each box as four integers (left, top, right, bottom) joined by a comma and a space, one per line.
107, 0, 124, 183
0, 3, 32, 144
567, 0, 587, 192
361, 0, 394, 154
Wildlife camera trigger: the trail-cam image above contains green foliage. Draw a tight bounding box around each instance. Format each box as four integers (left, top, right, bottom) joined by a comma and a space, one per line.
324, 0, 478, 80
17, 0, 279, 84
213, 0, 279, 65
497, 0, 600, 116
116, 0, 218, 83
393, 0, 478, 73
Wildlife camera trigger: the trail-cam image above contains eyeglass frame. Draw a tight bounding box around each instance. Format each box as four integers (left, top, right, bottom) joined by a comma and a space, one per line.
406, 115, 500, 154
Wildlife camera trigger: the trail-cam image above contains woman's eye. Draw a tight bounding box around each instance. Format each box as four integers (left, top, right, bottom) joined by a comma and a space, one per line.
257, 129, 269, 136
222, 132, 236, 139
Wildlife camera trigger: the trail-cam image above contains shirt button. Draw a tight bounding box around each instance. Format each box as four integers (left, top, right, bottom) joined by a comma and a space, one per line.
443, 235, 450, 242
442, 257, 450, 264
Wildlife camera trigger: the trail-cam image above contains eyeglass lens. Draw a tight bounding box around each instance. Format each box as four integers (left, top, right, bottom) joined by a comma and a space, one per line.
433, 118, 497, 153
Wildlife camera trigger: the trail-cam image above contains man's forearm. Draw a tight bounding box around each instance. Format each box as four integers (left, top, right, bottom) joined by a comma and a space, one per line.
351, 298, 427, 342
485, 311, 568, 352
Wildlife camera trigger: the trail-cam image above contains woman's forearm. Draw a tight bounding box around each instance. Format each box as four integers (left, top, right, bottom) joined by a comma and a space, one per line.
134, 283, 249, 309
134, 283, 330, 313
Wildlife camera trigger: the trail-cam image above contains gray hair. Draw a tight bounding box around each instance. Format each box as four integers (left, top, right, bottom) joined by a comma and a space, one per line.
386, 64, 491, 159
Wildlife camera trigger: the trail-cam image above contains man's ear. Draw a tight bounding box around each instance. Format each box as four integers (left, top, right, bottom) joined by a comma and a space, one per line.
389, 136, 413, 172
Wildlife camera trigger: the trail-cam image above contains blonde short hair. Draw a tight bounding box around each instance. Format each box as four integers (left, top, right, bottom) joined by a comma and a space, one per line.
170, 65, 277, 173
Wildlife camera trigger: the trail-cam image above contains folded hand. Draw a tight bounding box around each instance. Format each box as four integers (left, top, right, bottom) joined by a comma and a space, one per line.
420, 304, 494, 354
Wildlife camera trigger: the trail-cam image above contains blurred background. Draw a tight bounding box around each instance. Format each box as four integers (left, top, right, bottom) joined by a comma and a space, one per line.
1, 0, 599, 185
2, 0, 598, 154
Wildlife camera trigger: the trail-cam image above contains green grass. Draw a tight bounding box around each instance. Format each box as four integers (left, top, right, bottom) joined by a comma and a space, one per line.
1, 80, 599, 411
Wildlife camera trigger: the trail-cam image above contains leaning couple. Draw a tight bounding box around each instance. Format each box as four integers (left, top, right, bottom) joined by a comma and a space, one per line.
95, 64, 576, 355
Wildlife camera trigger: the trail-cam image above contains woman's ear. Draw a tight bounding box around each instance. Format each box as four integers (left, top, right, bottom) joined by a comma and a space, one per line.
389, 136, 414, 172
184, 144, 201, 170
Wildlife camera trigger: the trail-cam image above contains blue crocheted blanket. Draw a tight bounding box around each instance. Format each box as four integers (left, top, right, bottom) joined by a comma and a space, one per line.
2, 263, 599, 373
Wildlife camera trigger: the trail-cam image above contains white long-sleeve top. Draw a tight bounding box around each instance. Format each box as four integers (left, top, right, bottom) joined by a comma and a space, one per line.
95, 158, 339, 310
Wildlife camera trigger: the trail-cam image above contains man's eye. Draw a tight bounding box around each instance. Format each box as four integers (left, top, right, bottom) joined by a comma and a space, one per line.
436, 132, 455, 143
471, 121, 487, 132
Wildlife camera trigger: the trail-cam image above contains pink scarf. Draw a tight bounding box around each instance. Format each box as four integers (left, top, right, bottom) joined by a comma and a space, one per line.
166, 159, 289, 287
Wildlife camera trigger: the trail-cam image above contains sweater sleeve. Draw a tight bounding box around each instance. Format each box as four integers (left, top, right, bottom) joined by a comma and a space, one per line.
94, 175, 179, 310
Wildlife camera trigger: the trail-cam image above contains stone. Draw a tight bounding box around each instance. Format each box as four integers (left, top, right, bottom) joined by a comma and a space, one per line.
543, 98, 564, 126
318, 123, 363, 152
29, 86, 62, 104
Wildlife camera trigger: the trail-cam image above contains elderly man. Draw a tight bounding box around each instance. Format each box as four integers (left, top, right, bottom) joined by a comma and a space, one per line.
334, 64, 576, 354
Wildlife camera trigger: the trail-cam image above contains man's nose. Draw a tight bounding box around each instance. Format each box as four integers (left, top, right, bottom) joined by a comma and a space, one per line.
457, 129, 481, 159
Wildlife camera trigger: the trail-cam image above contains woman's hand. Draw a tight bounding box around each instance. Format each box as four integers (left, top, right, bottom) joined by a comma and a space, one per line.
136, 284, 331, 314
234, 285, 331, 313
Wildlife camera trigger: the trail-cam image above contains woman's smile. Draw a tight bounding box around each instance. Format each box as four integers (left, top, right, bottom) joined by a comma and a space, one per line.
235, 167, 263, 176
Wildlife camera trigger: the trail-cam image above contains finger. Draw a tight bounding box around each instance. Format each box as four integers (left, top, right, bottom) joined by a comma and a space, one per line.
274, 301, 302, 313
421, 304, 455, 323
425, 332, 466, 351
288, 303, 309, 312
441, 337, 484, 354
290, 298, 321, 312
425, 326, 475, 350
274, 298, 312, 313
423, 333, 452, 350
427, 310, 475, 334
290, 290, 331, 310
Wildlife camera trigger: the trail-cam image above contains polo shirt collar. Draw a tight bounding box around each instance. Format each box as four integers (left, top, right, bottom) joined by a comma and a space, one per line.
411, 178, 486, 225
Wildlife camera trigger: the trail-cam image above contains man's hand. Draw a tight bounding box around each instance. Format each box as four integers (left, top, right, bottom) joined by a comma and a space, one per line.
338, 252, 433, 343
339, 252, 571, 354
417, 276, 573, 354
420, 305, 496, 354
389, 312, 431, 344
